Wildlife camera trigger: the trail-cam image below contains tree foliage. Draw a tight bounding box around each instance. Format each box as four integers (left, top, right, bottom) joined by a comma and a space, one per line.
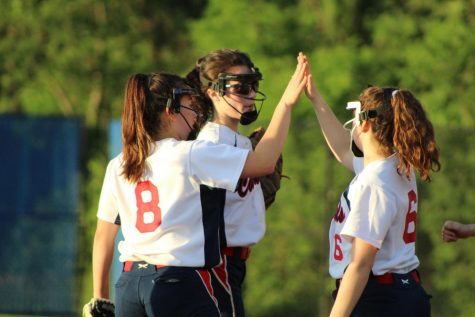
1, 0, 475, 316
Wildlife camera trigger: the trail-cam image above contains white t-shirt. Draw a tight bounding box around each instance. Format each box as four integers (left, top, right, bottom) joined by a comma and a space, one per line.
97, 138, 249, 268
197, 122, 266, 247
329, 155, 420, 278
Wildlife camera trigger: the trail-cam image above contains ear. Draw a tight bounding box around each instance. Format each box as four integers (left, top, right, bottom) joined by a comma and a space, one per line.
164, 107, 177, 120
206, 88, 220, 102
360, 119, 371, 132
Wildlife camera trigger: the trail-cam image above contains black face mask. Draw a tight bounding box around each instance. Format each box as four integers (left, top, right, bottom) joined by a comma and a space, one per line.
239, 108, 258, 125
351, 140, 364, 157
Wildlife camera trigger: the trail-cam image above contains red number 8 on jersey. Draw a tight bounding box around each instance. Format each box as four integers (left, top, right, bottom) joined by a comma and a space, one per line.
135, 181, 162, 233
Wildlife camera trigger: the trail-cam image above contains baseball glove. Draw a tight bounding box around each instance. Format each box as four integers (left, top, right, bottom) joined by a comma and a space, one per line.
83, 298, 115, 317
248, 126, 286, 209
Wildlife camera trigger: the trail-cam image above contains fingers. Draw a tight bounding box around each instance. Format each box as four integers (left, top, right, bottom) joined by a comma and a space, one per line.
442, 220, 460, 242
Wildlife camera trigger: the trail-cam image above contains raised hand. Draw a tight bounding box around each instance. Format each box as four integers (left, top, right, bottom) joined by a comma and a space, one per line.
279, 52, 308, 108
302, 56, 324, 104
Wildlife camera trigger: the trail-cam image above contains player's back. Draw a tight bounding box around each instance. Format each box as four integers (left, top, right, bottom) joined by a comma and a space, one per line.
98, 137, 249, 268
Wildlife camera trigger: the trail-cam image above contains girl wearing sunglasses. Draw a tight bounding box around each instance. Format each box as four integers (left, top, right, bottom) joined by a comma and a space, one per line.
304, 59, 440, 317
187, 50, 307, 317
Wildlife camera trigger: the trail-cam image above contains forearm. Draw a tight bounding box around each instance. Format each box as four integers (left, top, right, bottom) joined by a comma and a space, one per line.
466, 224, 475, 237
257, 100, 292, 160
330, 238, 376, 317
330, 262, 371, 317
92, 220, 119, 299
93, 248, 113, 298
242, 102, 291, 178
311, 95, 352, 170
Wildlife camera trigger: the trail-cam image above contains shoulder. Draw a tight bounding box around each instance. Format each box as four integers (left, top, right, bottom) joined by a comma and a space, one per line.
197, 122, 238, 145
235, 133, 252, 150
105, 154, 124, 175
197, 122, 221, 143
356, 156, 411, 198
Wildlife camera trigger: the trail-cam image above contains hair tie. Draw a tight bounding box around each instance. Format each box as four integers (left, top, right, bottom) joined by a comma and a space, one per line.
392, 89, 399, 97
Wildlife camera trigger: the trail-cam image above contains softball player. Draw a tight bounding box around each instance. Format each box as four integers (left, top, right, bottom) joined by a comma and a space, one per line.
305, 66, 440, 317
186, 49, 305, 317
89, 58, 307, 317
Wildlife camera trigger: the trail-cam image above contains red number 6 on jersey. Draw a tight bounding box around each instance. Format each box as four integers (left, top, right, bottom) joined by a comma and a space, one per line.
135, 181, 162, 233
403, 190, 417, 244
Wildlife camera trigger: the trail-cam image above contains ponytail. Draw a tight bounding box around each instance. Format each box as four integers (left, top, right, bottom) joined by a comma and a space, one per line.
186, 64, 212, 124
121, 74, 156, 183
121, 72, 191, 183
360, 87, 441, 181
391, 90, 441, 181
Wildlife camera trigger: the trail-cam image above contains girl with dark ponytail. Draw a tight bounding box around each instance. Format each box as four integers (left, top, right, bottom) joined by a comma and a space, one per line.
87, 56, 308, 317
187, 49, 307, 317
305, 57, 439, 317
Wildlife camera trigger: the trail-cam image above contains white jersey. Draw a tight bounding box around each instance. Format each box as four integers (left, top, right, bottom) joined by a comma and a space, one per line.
329, 155, 420, 278
197, 122, 266, 247
97, 138, 249, 268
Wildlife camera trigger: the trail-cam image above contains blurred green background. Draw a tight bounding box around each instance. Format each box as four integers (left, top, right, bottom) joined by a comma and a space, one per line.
1, 0, 475, 316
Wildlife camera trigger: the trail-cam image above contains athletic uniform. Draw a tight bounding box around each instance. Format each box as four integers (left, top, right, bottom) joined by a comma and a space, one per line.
329, 155, 431, 317
197, 122, 266, 317
97, 138, 250, 317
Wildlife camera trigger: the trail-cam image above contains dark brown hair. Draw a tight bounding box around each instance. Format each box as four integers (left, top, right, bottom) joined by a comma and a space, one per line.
359, 86, 441, 181
186, 48, 256, 119
121, 73, 192, 183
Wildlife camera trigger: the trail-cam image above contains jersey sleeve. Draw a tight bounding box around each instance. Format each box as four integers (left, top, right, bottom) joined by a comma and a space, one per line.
188, 140, 249, 191
97, 160, 120, 224
341, 183, 398, 249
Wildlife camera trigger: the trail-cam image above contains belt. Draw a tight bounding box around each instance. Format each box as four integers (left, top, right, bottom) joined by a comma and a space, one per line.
336, 269, 421, 288
123, 261, 165, 272
222, 247, 251, 260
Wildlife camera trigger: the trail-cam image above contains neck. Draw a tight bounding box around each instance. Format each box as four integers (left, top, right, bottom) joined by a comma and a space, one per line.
212, 116, 239, 132
362, 140, 389, 166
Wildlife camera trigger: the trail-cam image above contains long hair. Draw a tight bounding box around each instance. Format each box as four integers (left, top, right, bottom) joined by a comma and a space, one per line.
359, 86, 441, 181
186, 48, 256, 120
121, 73, 191, 183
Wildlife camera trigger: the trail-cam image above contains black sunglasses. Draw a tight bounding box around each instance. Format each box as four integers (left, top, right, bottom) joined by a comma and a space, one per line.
224, 81, 259, 95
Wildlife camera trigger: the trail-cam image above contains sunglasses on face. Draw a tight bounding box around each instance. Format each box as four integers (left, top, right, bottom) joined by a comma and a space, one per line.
224, 81, 259, 95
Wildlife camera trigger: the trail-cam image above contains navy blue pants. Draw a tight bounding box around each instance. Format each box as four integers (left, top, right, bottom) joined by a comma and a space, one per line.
211, 248, 248, 317
334, 271, 431, 317
115, 262, 220, 317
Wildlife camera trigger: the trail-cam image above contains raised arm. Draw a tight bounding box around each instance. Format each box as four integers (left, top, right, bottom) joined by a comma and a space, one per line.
304, 64, 354, 171
241, 52, 308, 178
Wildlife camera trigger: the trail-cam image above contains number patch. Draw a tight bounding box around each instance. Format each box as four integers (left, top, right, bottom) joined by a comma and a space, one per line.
135, 181, 161, 232
403, 190, 417, 243
333, 234, 343, 261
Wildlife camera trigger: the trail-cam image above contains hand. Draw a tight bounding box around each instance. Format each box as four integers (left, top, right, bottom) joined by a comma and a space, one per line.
279, 52, 308, 108
305, 73, 319, 102
442, 220, 475, 242
301, 56, 323, 104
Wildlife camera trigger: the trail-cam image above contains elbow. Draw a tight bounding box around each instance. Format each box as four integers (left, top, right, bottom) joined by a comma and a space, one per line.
262, 162, 275, 175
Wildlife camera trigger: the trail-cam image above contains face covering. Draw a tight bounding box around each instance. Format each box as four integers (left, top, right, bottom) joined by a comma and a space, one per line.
239, 108, 258, 125
221, 90, 266, 126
